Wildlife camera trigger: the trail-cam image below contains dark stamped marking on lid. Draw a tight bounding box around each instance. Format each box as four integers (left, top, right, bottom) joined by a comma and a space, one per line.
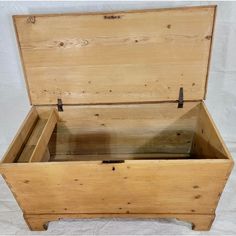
104, 15, 122, 20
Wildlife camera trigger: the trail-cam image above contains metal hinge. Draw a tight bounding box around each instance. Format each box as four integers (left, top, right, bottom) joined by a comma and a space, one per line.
178, 87, 184, 108
57, 99, 63, 112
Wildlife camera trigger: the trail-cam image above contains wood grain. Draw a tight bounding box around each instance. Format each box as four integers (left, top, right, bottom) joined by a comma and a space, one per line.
13, 6, 215, 105
17, 119, 47, 163
36, 102, 199, 156
50, 153, 191, 162
191, 102, 232, 159
29, 109, 58, 162
1, 6, 233, 233
1, 108, 38, 163
0, 159, 232, 215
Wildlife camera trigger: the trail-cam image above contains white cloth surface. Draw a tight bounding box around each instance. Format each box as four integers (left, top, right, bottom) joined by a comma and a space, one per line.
0, 1, 236, 235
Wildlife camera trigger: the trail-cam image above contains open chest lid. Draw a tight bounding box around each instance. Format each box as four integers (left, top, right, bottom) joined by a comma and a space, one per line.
14, 5, 216, 106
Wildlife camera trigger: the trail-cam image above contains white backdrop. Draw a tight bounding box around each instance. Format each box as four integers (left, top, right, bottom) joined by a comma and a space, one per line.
0, 1, 236, 235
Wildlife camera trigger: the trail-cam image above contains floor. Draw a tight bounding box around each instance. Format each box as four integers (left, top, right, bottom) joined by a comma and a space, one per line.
0, 152, 235, 235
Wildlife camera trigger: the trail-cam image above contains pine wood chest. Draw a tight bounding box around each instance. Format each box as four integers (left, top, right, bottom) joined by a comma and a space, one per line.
0, 5, 233, 231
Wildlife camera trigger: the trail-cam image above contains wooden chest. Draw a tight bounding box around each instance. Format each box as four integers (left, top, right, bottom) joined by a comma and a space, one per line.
0, 5, 233, 231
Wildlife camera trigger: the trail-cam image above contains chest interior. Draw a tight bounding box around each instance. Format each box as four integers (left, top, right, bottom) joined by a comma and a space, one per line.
8, 101, 226, 164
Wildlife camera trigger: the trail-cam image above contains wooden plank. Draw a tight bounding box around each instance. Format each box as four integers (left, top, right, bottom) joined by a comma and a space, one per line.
13, 6, 215, 105
36, 102, 199, 156
0, 159, 232, 215
17, 119, 47, 163
50, 153, 191, 162
29, 109, 58, 162
50, 152, 222, 162
1, 107, 38, 163
191, 102, 233, 159
204, 5, 217, 99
